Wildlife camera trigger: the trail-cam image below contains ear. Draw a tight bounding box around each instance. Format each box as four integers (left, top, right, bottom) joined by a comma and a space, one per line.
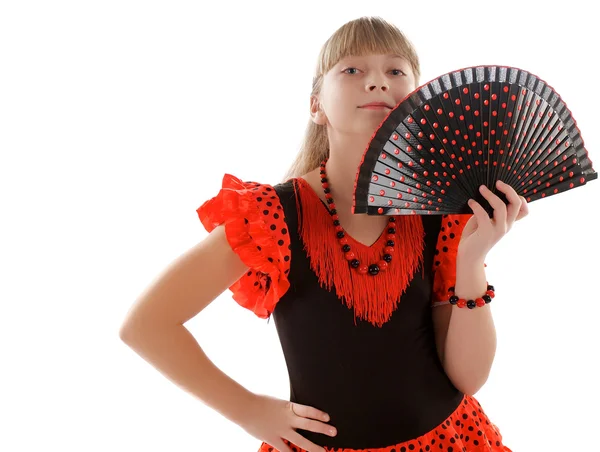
310, 95, 327, 126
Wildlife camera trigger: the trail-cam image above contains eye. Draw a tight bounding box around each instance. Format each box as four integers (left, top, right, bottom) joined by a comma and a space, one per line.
391, 69, 406, 76
343, 67, 360, 75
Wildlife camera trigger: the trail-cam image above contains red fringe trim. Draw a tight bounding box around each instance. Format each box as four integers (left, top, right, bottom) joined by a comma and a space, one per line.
294, 178, 425, 327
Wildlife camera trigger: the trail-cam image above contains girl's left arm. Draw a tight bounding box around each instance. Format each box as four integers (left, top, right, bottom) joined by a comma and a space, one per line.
441, 180, 529, 396
441, 256, 495, 396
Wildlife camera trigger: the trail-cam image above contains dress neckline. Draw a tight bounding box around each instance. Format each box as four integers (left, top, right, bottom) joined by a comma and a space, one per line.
294, 176, 391, 249
290, 176, 426, 327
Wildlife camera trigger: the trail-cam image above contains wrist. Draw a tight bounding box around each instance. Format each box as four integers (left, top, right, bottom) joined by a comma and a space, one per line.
448, 283, 495, 309
456, 249, 486, 269
228, 388, 260, 426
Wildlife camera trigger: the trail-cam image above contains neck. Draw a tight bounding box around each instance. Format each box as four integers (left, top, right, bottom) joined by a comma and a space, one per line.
322, 132, 372, 215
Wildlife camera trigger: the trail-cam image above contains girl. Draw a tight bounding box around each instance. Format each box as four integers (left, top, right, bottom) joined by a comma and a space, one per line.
120, 16, 528, 452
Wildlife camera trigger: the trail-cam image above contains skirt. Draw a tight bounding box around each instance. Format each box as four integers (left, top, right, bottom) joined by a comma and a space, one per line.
258, 394, 512, 452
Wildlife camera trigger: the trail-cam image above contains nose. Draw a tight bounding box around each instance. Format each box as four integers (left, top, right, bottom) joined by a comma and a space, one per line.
366, 80, 389, 92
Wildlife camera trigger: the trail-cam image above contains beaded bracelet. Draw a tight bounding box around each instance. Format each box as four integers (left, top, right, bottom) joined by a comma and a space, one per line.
447, 284, 495, 309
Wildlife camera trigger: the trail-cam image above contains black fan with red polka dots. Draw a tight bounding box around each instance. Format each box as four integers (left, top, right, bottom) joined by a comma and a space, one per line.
353, 65, 597, 216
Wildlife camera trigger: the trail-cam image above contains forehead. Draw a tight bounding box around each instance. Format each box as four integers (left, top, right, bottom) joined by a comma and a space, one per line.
336, 53, 408, 65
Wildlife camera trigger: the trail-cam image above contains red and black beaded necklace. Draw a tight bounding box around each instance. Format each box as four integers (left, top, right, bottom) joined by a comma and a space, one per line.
319, 158, 397, 276
294, 165, 425, 326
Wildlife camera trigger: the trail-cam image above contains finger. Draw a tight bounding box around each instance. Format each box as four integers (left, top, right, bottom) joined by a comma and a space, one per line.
495, 180, 521, 225
468, 199, 492, 231
286, 431, 326, 452
289, 402, 330, 423
270, 439, 293, 452
516, 196, 529, 221
292, 416, 337, 437
479, 184, 507, 226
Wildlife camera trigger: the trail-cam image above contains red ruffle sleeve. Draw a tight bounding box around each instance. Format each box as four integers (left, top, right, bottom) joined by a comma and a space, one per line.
431, 214, 486, 307
196, 174, 291, 318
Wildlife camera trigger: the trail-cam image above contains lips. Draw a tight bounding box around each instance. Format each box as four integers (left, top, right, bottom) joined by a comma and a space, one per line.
359, 102, 395, 109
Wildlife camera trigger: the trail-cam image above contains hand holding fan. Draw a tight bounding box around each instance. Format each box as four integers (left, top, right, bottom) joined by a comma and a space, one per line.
353, 66, 597, 217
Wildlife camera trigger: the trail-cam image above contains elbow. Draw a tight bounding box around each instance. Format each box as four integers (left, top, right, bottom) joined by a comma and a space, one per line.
119, 307, 140, 343
444, 354, 494, 397
459, 385, 479, 397
445, 360, 491, 396
118, 312, 152, 344
119, 317, 180, 345
119, 322, 151, 346
119, 324, 136, 344
456, 374, 490, 397
118, 318, 146, 345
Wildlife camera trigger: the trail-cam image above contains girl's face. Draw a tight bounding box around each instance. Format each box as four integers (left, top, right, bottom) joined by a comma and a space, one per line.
311, 53, 416, 139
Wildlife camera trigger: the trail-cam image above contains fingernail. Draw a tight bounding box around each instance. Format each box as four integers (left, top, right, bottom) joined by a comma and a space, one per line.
329, 428, 337, 436
324, 414, 330, 421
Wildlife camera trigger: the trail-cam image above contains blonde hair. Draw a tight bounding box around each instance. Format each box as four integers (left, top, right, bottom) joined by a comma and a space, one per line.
282, 16, 421, 182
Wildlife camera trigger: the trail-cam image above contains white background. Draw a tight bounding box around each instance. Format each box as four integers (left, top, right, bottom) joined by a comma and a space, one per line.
1, 1, 599, 451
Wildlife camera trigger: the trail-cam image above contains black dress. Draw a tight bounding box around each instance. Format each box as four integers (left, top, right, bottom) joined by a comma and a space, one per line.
197, 174, 510, 452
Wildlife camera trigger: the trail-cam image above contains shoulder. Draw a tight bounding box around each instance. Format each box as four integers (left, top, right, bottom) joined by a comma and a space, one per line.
195, 173, 293, 319
197, 174, 287, 231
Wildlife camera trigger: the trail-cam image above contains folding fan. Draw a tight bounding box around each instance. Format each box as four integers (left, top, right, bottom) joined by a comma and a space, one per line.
353, 66, 597, 217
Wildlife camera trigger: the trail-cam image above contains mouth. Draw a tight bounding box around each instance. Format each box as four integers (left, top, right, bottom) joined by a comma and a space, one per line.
359, 102, 394, 110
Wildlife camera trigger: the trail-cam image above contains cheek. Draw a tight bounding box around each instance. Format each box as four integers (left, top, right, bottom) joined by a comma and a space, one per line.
395, 81, 417, 101
326, 88, 356, 116
334, 81, 356, 102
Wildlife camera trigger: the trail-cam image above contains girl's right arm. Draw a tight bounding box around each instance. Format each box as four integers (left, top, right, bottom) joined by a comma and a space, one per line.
118, 225, 336, 452
119, 224, 253, 423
